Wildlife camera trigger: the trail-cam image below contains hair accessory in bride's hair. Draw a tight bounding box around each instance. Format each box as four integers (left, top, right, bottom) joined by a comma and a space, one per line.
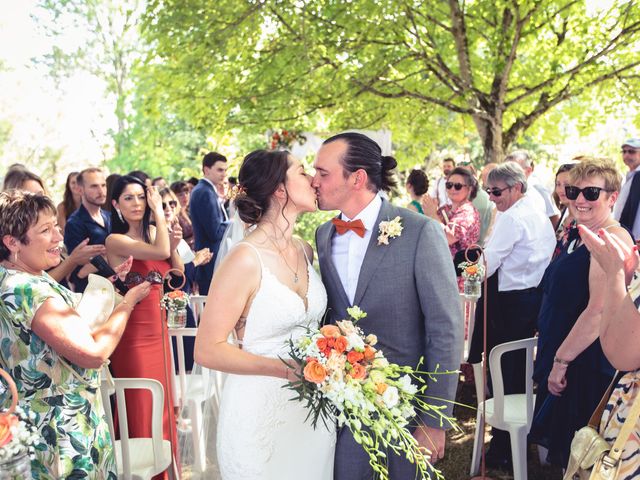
228, 184, 247, 201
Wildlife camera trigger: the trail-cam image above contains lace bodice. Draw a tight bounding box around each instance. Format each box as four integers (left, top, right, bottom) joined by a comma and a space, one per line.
239, 242, 327, 357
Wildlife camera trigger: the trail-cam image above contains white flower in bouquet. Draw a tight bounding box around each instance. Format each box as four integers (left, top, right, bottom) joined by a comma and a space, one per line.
398, 374, 419, 395
346, 333, 365, 351
365, 333, 378, 346
381, 385, 400, 408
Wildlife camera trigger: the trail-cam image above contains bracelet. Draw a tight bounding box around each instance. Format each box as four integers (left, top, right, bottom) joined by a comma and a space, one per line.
553, 356, 571, 366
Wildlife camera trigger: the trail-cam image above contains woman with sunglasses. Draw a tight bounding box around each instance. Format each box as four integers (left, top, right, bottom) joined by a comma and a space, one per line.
424, 167, 480, 290
530, 159, 632, 469
105, 175, 184, 478
553, 162, 577, 240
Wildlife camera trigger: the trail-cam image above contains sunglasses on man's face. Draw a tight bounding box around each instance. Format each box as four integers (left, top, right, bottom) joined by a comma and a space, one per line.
124, 270, 164, 286
485, 186, 511, 197
622, 148, 638, 155
565, 185, 613, 201
162, 201, 177, 210
445, 182, 467, 191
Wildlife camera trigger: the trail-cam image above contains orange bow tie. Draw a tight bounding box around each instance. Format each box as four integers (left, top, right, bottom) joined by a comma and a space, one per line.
332, 218, 366, 238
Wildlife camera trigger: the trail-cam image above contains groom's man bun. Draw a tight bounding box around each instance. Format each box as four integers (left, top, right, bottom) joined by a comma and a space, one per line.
236, 149, 290, 226
323, 132, 398, 193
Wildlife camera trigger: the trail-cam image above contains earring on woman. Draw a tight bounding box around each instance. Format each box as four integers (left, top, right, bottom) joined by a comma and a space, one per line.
116, 209, 124, 222
13, 251, 18, 264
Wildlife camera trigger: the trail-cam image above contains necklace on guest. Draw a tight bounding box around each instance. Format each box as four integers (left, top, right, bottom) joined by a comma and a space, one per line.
259, 227, 300, 283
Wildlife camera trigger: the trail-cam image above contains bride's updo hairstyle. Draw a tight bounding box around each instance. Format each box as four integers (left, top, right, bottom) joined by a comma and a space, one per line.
323, 132, 398, 193
236, 149, 291, 226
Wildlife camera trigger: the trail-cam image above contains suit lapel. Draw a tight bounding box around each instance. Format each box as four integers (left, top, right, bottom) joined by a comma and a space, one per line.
320, 218, 351, 308
353, 199, 394, 306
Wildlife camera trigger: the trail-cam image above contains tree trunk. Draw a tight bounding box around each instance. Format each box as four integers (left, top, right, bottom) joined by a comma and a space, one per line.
472, 112, 505, 164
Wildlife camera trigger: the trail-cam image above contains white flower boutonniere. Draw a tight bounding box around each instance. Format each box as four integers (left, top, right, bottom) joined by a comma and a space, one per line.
377, 216, 403, 245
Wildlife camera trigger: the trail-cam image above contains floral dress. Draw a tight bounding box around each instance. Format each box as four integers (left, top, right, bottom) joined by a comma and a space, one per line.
442, 201, 481, 290
0, 266, 116, 479
599, 273, 640, 480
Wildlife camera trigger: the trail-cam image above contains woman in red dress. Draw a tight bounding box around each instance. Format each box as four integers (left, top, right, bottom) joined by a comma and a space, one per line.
106, 175, 184, 478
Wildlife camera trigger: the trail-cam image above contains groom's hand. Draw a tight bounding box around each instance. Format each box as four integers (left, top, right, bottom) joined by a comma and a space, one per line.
414, 425, 446, 464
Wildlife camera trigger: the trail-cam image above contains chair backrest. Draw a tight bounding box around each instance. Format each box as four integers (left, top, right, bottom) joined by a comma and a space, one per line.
189, 295, 207, 326
169, 327, 198, 407
488, 337, 537, 427
100, 377, 166, 477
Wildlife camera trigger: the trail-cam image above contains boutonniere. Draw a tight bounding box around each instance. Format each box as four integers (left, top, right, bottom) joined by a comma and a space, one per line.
377, 216, 403, 245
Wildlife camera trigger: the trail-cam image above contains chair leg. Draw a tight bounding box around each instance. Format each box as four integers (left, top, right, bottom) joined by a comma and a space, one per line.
189, 399, 206, 472
509, 426, 528, 480
470, 408, 485, 475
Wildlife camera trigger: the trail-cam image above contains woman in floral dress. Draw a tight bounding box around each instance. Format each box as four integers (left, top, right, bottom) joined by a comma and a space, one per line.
424, 166, 480, 290
0, 190, 149, 478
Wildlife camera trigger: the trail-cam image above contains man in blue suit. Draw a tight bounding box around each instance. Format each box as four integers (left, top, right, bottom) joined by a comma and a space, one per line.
190, 152, 229, 295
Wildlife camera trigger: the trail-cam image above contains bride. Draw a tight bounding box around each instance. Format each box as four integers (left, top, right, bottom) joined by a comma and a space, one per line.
194, 149, 335, 479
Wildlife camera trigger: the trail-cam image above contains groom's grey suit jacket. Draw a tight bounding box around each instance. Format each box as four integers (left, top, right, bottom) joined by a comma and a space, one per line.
316, 198, 463, 427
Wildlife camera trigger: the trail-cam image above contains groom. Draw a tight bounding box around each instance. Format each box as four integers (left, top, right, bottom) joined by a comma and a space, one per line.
313, 132, 463, 478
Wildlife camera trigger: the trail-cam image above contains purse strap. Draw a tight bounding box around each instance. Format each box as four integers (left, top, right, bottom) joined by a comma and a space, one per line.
588, 372, 620, 428
605, 380, 640, 464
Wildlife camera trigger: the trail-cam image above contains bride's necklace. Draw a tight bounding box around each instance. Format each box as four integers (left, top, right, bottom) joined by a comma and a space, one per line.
261, 230, 300, 284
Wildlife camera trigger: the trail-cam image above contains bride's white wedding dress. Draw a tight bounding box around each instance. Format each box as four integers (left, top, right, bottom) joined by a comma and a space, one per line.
216, 242, 335, 479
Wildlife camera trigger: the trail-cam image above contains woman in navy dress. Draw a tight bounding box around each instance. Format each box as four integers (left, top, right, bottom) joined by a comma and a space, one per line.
530, 159, 632, 467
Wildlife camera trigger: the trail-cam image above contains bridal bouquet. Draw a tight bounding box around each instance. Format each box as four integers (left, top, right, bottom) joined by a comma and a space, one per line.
284, 306, 455, 480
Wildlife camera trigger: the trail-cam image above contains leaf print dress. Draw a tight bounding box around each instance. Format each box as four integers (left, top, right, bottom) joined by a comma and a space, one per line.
0, 266, 116, 479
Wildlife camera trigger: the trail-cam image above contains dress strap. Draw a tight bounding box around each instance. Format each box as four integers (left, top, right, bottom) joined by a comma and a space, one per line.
239, 242, 265, 269
297, 238, 311, 265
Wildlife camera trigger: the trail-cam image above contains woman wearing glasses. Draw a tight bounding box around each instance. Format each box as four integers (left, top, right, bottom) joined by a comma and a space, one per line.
424, 167, 480, 290
529, 159, 632, 470
105, 175, 184, 478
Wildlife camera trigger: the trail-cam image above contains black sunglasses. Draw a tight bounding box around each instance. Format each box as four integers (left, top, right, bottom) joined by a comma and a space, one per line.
124, 270, 164, 287
445, 182, 467, 191
565, 185, 613, 201
162, 201, 177, 209
622, 148, 637, 154
485, 186, 511, 197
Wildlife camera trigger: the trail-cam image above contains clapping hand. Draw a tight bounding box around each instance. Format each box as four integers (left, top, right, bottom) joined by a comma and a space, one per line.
579, 225, 639, 285
146, 186, 163, 217
69, 238, 107, 266
113, 256, 133, 281
169, 219, 183, 251
421, 196, 439, 219
193, 248, 213, 267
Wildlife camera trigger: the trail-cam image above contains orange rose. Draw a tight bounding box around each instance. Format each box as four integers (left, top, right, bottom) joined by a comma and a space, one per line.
351, 363, 366, 380
303, 360, 327, 384
316, 337, 328, 350
0, 414, 18, 448
466, 265, 478, 275
334, 336, 348, 354
363, 345, 376, 361
347, 350, 364, 364
320, 325, 341, 338
376, 383, 388, 395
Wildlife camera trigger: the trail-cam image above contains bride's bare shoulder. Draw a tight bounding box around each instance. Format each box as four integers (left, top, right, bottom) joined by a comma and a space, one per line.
217, 241, 262, 276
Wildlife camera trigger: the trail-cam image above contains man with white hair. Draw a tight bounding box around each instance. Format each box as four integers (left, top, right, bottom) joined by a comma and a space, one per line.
613, 138, 640, 239
468, 161, 556, 470
506, 150, 560, 226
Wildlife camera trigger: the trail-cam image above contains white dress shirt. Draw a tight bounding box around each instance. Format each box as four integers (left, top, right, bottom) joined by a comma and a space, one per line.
613, 165, 640, 239
202, 177, 229, 221
429, 176, 452, 208
484, 193, 556, 291
331, 195, 382, 304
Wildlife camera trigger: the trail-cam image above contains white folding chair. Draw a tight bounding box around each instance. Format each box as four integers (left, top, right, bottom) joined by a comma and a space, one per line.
100, 377, 173, 480
470, 337, 537, 480
189, 295, 207, 326
169, 327, 234, 473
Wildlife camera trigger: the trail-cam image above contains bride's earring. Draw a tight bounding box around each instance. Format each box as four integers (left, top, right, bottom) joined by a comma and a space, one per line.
116, 209, 124, 222
13, 251, 18, 263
